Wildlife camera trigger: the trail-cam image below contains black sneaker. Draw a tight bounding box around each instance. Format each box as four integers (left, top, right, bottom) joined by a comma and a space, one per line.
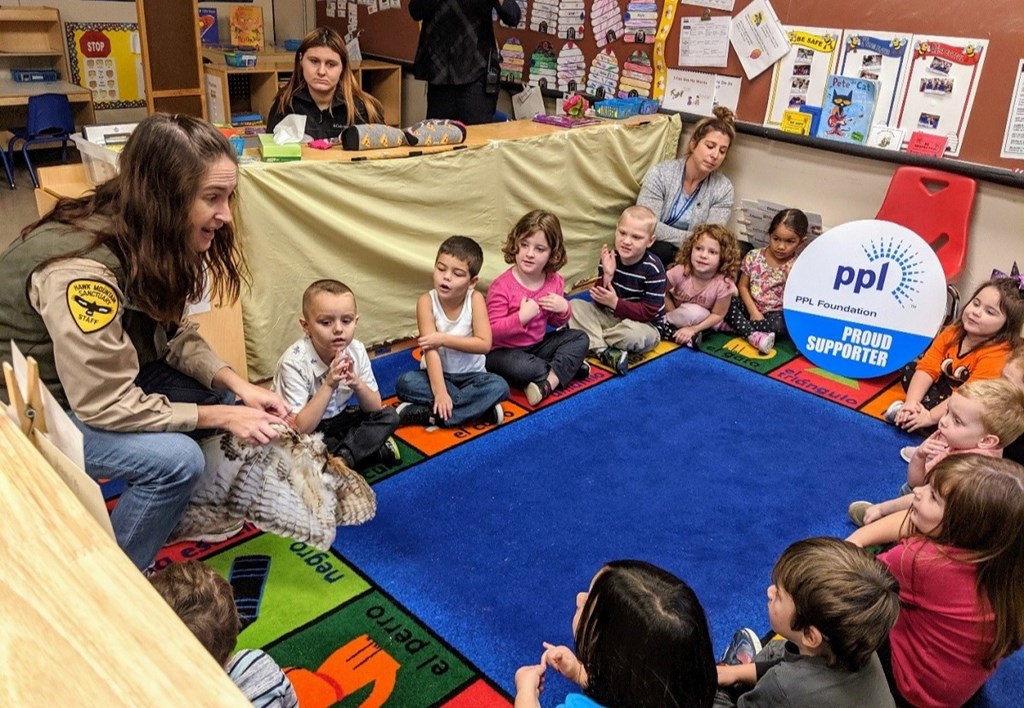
573, 361, 591, 380
378, 436, 401, 466
396, 402, 433, 426
599, 347, 629, 375
484, 402, 505, 426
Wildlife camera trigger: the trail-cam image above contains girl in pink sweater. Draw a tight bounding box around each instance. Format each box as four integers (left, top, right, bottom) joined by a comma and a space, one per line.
486, 211, 589, 405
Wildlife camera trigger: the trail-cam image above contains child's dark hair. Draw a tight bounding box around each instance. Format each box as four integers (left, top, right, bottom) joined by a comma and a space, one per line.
686, 106, 736, 157
954, 277, 1024, 349
768, 208, 809, 239
673, 223, 742, 281
922, 455, 1024, 666
574, 560, 716, 708
772, 537, 900, 672
502, 210, 567, 273
438, 235, 484, 277
149, 560, 241, 667
302, 278, 354, 318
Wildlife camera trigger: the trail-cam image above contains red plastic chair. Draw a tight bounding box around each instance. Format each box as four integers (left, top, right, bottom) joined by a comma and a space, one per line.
874, 166, 977, 281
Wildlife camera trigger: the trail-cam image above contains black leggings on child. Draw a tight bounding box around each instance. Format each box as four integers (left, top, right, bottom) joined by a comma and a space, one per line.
724, 296, 787, 338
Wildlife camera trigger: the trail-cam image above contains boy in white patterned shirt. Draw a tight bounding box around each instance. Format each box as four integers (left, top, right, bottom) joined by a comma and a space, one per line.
273, 279, 399, 469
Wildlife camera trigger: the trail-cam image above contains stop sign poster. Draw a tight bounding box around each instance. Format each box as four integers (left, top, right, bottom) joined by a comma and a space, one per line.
66, 23, 145, 109
783, 220, 947, 379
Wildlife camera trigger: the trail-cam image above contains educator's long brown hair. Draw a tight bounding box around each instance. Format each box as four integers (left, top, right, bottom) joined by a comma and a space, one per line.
21, 113, 246, 325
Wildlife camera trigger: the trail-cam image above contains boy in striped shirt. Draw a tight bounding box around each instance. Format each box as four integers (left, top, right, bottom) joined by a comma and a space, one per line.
569, 206, 666, 375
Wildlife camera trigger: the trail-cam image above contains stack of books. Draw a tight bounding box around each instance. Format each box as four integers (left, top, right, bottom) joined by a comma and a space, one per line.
231, 112, 266, 136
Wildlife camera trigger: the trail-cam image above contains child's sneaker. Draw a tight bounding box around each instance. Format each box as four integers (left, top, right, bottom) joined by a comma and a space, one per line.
599, 347, 629, 375
884, 400, 904, 424
484, 402, 505, 426
396, 402, 433, 427
747, 331, 775, 354
848, 500, 872, 527
378, 436, 401, 466
900, 445, 916, 462
573, 361, 591, 380
525, 380, 552, 406
720, 628, 762, 665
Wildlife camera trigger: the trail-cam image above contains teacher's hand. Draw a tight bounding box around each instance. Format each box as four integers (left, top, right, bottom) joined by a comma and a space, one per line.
238, 383, 290, 418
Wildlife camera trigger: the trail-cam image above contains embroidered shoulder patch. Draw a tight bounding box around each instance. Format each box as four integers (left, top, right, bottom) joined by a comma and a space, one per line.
66, 279, 119, 333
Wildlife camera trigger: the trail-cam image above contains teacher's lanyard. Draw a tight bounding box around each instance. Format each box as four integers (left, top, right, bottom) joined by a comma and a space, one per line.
666, 174, 702, 227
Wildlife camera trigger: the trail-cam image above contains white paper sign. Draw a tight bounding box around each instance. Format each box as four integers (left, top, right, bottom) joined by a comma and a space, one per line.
764, 26, 841, 127
894, 35, 988, 157
1001, 60, 1024, 159
729, 0, 789, 80
838, 31, 913, 126
679, 16, 731, 67
683, 0, 736, 10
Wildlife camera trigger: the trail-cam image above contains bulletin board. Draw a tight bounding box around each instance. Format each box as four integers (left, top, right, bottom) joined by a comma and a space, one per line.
320, 0, 1024, 170
65, 22, 145, 110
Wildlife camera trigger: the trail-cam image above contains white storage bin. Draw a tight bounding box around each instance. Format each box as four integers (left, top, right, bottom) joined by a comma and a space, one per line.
71, 133, 122, 186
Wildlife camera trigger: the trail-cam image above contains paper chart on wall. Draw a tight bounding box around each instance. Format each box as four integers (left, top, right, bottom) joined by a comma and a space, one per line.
557, 41, 587, 92
894, 35, 988, 157
764, 26, 841, 127
591, 0, 624, 48
837, 31, 912, 126
528, 40, 558, 90
683, 0, 736, 10
729, 0, 789, 80
662, 68, 740, 114
678, 15, 731, 67
587, 48, 620, 98
662, 68, 715, 113
619, 49, 653, 97
1000, 60, 1024, 160
623, 2, 658, 44
500, 37, 526, 83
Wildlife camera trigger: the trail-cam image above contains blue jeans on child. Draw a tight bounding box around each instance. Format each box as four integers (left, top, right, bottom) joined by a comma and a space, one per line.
395, 369, 508, 427
70, 360, 233, 570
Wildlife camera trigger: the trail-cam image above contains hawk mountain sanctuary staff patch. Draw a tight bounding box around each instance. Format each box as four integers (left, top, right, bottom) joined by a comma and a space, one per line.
66, 279, 119, 333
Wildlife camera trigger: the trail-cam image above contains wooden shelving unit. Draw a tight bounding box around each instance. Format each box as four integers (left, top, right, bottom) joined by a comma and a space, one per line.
203, 48, 401, 128
136, 0, 206, 118
0, 6, 95, 142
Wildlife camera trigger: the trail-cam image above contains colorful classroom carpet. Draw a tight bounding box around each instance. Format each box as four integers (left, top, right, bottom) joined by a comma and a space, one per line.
115, 332, 1018, 706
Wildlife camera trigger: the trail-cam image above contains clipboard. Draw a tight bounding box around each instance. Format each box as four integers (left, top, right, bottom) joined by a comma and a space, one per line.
3, 351, 115, 539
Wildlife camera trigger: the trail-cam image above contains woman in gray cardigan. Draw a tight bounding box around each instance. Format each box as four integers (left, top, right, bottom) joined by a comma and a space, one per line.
637, 106, 736, 267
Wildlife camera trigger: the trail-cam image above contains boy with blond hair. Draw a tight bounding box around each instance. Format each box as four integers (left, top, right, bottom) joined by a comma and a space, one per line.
715, 537, 899, 707
568, 205, 666, 375
273, 279, 400, 470
850, 377, 1024, 525
150, 561, 297, 706
395, 236, 509, 427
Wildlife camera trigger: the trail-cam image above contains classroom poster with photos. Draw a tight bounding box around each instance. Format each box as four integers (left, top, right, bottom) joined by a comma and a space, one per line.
763, 26, 841, 127
894, 35, 988, 157
837, 31, 911, 126
65, 22, 145, 110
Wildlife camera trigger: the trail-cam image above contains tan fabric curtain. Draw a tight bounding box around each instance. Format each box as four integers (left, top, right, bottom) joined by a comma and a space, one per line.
235, 115, 682, 380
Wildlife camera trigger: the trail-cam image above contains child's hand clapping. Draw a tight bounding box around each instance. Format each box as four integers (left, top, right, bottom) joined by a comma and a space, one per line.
538, 293, 569, 315
600, 244, 617, 282
519, 297, 541, 325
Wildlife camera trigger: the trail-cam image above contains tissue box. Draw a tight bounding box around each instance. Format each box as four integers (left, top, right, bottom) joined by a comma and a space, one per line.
258, 133, 301, 162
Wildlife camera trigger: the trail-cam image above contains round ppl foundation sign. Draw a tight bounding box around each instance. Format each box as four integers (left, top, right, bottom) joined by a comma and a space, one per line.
783, 219, 947, 378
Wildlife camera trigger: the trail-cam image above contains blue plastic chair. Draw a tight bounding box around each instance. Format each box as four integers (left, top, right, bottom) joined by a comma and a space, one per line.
6, 93, 75, 188
0, 148, 13, 189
